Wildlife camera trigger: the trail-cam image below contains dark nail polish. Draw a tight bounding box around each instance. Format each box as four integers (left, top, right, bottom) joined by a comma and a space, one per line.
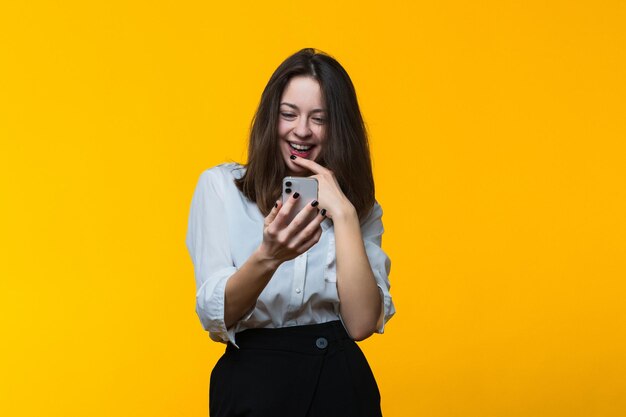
290, 155, 296, 160
274, 202, 278, 208
293, 192, 300, 199
320, 209, 326, 216
311, 200, 319, 207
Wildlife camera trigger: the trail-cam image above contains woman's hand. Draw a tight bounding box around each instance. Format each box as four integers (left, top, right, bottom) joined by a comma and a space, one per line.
289, 155, 355, 220
224, 194, 324, 328
256, 192, 326, 266
289, 155, 381, 340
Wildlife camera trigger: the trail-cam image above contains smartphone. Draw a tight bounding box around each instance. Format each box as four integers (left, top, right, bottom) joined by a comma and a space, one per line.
282, 177, 318, 224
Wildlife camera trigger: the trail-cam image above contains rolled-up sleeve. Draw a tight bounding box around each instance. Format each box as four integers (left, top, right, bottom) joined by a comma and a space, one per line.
360, 201, 396, 333
185, 168, 244, 345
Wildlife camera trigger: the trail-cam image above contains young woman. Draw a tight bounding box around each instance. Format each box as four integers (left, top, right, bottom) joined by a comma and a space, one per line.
186, 48, 395, 417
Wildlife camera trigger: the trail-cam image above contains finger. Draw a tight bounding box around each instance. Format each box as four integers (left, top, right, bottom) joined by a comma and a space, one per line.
264, 200, 282, 227
294, 205, 326, 242
301, 204, 326, 236
289, 155, 328, 175
296, 226, 323, 253
273, 191, 302, 229
285, 198, 322, 235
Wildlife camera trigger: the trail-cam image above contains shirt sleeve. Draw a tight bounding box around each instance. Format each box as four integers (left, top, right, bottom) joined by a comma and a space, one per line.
185, 168, 250, 345
360, 201, 396, 333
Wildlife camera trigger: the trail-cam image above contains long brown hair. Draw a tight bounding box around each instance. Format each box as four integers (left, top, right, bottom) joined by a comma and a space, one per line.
235, 48, 375, 220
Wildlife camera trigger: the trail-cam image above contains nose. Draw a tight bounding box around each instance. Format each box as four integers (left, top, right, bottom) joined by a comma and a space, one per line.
293, 117, 312, 138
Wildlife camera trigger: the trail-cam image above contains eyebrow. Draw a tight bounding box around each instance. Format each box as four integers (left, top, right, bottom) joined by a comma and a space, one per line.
280, 102, 326, 113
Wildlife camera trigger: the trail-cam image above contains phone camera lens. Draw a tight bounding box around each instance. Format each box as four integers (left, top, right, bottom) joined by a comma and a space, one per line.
285, 181, 292, 187
285, 188, 292, 194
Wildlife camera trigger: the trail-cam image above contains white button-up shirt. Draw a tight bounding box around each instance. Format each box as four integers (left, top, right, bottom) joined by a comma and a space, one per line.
185, 163, 395, 346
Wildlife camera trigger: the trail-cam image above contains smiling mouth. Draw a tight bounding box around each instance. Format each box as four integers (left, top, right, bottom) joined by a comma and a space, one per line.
289, 142, 314, 151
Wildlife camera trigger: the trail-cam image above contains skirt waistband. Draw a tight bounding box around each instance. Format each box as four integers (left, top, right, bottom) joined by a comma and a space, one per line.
226, 320, 350, 354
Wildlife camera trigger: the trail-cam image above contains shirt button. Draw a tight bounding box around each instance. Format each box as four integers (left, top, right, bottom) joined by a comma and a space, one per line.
295, 288, 301, 294
315, 337, 328, 349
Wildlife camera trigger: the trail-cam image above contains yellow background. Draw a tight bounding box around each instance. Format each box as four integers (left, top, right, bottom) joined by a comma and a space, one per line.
1, 1, 625, 416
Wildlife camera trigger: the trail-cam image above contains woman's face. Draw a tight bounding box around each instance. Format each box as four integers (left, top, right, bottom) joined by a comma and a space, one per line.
278, 76, 327, 176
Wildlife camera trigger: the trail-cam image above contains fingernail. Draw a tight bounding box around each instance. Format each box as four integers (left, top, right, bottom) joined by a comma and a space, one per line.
311, 200, 319, 207
290, 155, 296, 160
293, 192, 300, 199
274, 202, 278, 208
320, 209, 326, 216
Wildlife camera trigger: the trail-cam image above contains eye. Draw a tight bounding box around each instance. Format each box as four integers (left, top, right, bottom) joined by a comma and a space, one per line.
280, 112, 296, 119
312, 117, 326, 124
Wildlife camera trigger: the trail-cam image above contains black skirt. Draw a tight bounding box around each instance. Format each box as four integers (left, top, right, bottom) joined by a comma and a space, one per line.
209, 320, 383, 417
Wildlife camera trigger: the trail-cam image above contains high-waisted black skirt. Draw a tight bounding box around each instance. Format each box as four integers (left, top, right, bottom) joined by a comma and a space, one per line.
209, 320, 383, 417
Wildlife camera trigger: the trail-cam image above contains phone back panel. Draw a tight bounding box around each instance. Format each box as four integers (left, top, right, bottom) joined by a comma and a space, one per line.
282, 177, 318, 224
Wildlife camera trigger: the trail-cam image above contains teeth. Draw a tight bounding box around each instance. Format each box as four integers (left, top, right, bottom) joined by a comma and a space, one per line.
289, 142, 313, 151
